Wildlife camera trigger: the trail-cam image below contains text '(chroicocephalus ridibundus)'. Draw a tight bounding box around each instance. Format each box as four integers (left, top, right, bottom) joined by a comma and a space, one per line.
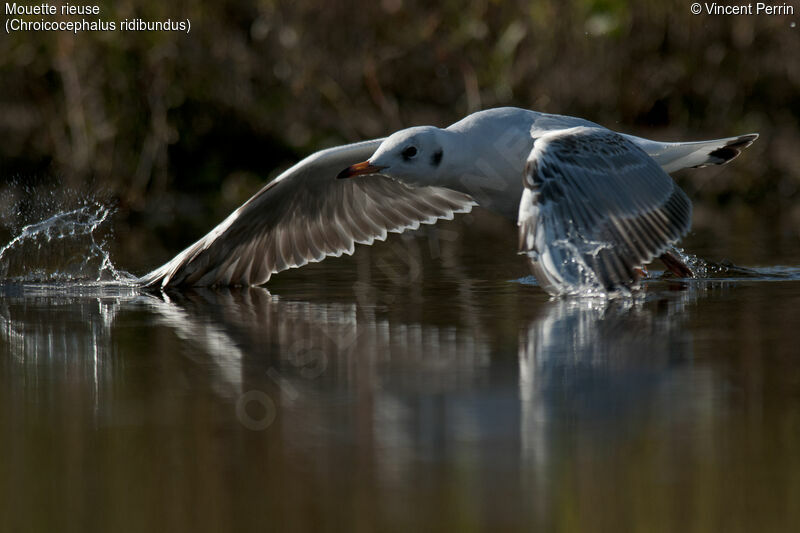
141, 107, 757, 294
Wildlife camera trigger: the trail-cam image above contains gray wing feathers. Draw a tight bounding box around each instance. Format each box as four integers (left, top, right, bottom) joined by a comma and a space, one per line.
141, 140, 475, 288
519, 127, 692, 292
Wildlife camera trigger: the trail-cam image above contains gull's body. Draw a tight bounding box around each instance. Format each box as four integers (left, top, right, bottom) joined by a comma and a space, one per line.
141, 107, 757, 293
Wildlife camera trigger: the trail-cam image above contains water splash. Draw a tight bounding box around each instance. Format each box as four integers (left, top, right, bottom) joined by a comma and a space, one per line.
515, 245, 800, 297
667, 247, 799, 280
0, 202, 136, 284
553, 238, 622, 295
526, 237, 634, 298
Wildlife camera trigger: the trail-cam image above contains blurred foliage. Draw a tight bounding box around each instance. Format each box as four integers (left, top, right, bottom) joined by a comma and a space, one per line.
1, 0, 799, 241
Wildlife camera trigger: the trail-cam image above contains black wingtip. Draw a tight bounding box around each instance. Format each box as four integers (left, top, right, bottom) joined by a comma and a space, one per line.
707, 133, 759, 165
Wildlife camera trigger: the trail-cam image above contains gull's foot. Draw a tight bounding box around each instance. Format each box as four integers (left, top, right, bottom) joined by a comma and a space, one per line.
659, 251, 694, 278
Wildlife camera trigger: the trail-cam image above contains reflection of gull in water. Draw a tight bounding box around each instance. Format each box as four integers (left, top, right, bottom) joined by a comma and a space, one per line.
143, 287, 493, 399
139, 286, 496, 489
1, 283, 494, 439
519, 296, 693, 400
517, 294, 698, 511
136, 290, 250, 399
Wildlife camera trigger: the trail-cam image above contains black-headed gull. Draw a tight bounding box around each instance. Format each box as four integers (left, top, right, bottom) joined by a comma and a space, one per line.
141, 107, 757, 293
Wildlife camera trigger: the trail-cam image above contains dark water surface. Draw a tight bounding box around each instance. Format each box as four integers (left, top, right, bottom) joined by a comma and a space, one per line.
2, 208, 800, 532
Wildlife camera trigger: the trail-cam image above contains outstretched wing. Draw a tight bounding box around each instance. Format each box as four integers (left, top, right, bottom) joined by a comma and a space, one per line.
141, 139, 476, 288
518, 127, 691, 295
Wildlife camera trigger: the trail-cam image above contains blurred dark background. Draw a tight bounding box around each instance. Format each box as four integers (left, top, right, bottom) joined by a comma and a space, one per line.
1, 0, 798, 270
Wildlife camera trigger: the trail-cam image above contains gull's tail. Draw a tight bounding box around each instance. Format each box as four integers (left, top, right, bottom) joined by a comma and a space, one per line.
627, 133, 759, 174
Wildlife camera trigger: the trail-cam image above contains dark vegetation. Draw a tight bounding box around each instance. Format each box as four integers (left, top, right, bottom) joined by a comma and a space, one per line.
1, 0, 798, 253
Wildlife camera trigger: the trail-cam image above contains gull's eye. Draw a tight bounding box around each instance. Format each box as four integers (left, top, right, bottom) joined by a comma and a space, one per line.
401, 146, 418, 160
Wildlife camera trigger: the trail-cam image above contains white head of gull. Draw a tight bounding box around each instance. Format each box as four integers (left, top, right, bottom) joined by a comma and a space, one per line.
140, 107, 757, 295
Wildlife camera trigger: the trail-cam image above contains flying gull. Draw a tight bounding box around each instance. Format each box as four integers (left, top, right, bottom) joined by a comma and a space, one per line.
140, 107, 757, 294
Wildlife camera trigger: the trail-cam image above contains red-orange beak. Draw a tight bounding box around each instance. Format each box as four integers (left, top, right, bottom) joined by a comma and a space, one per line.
336, 161, 387, 179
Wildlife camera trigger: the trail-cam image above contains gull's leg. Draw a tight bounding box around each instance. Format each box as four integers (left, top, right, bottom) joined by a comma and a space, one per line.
659, 251, 694, 278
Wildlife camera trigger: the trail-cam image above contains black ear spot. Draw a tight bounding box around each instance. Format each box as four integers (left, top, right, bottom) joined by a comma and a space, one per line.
401, 146, 418, 160
431, 149, 443, 167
